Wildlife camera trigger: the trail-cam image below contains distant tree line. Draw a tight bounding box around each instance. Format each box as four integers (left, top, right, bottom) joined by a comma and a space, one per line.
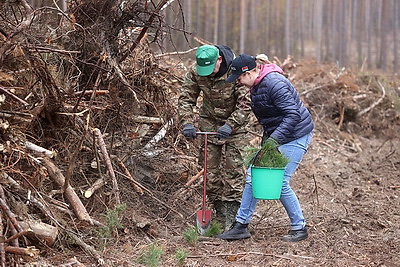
163, 0, 399, 73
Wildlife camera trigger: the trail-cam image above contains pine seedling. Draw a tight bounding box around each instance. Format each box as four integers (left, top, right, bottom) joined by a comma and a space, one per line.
245, 140, 289, 168
138, 242, 164, 267
183, 226, 198, 245
204, 221, 223, 237
96, 203, 127, 239
175, 248, 189, 265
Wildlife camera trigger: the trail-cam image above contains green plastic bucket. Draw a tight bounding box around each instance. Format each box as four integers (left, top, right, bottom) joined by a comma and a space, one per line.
251, 166, 285, 200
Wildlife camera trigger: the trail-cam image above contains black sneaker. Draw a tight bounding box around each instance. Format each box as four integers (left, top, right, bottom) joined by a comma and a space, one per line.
216, 221, 251, 240
281, 227, 308, 242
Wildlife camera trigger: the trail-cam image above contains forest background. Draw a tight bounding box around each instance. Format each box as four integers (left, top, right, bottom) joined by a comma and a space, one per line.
27, 0, 400, 73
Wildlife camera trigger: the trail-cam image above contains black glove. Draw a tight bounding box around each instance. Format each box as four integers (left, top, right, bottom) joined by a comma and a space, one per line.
216, 123, 232, 139
182, 123, 197, 139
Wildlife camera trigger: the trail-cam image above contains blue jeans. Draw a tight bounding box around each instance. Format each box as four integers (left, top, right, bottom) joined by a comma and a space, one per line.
236, 132, 313, 230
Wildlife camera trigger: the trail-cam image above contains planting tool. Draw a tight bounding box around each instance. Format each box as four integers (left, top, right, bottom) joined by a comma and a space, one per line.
195, 131, 217, 235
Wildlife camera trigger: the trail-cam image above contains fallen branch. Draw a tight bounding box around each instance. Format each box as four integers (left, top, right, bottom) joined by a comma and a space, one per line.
8, 220, 19, 249
28, 196, 65, 226
0, 198, 24, 233
93, 128, 120, 205
27, 45, 81, 54
64, 138, 84, 193
7, 221, 21, 266
182, 179, 202, 201
131, 115, 164, 124
312, 174, 320, 206
188, 251, 314, 261
155, 47, 198, 58
1, 155, 25, 266
3, 175, 66, 228
107, 56, 138, 102
193, 36, 212, 45
66, 231, 104, 265
0, 205, 5, 267
338, 104, 345, 129
143, 118, 174, 157
73, 90, 109, 96
358, 81, 386, 116
0, 229, 32, 244
113, 156, 143, 195
119, 0, 170, 62
24, 141, 56, 158
0, 187, 5, 202
42, 157, 92, 222
176, 169, 204, 197
300, 84, 327, 96
184, 169, 204, 187
0, 86, 29, 106
0, 110, 33, 122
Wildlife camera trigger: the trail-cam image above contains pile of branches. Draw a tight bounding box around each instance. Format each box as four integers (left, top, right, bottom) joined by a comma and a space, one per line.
0, 0, 187, 265
290, 59, 399, 137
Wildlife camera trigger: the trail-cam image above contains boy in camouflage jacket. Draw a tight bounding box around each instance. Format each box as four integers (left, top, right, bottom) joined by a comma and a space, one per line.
178, 45, 251, 230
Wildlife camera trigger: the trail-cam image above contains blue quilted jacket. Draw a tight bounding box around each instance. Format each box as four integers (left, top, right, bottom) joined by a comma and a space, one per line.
251, 70, 314, 145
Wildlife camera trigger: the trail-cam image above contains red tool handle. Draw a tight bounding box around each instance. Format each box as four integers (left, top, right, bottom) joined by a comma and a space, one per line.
196, 132, 216, 222
196, 132, 217, 135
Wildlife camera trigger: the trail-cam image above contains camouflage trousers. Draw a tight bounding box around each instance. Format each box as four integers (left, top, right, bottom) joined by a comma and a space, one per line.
197, 133, 248, 203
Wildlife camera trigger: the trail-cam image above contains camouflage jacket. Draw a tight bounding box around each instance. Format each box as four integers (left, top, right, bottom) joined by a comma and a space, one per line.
178, 64, 251, 134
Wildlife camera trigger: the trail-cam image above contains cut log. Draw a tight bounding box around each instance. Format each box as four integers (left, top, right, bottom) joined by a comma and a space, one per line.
19, 220, 58, 247
84, 178, 105, 198
4, 246, 39, 257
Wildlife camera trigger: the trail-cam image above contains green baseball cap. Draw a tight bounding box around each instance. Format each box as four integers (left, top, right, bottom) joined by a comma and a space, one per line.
196, 45, 219, 76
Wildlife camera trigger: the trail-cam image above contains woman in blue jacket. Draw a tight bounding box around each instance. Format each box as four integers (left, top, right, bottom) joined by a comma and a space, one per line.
218, 54, 314, 242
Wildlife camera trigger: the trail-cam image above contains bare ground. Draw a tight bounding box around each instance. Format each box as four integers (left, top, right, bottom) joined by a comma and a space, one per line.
6, 58, 400, 267
108, 126, 399, 267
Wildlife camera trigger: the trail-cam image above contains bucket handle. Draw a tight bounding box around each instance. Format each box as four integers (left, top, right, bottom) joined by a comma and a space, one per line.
251, 148, 263, 167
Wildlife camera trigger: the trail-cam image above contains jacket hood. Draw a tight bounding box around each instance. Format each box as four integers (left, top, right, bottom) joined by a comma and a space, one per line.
214, 45, 234, 78
253, 64, 284, 87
